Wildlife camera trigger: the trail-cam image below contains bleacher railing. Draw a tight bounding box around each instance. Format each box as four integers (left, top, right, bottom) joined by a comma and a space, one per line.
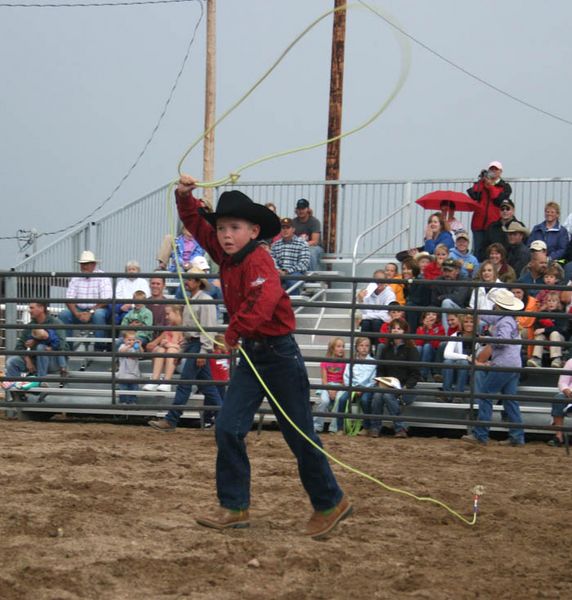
1, 271, 571, 444
10, 178, 572, 273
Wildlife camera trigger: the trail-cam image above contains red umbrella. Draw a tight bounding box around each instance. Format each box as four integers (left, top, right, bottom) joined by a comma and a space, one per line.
415, 190, 480, 212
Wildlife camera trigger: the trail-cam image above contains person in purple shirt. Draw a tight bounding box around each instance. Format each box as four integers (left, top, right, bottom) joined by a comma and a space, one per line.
462, 288, 525, 446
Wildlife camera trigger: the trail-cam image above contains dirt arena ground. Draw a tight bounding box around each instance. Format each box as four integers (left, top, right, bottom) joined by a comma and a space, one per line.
0, 417, 570, 600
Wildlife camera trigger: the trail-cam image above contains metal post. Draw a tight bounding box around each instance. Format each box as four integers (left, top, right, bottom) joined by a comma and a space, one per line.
5, 275, 17, 351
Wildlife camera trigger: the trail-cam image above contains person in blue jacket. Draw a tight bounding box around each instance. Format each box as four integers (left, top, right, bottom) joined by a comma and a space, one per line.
423, 212, 454, 254
528, 201, 569, 261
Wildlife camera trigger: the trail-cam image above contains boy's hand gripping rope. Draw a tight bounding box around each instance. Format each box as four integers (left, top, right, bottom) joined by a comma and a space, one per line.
166, 1, 482, 526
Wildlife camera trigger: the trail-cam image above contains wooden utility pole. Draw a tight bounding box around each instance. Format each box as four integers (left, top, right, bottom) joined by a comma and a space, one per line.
202, 0, 216, 207
323, 0, 347, 254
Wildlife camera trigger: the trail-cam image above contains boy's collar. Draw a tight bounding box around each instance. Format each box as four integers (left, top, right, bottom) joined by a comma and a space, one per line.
230, 240, 258, 264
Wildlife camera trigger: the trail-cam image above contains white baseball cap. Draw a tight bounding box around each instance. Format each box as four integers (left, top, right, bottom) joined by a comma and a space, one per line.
190, 256, 210, 271
488, 161, 503, 170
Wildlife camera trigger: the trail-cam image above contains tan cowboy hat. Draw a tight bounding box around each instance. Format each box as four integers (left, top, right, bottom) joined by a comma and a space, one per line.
486, 288, 524, 311
77, 250, 99, 264
374, 376, 402, 390
502, 221, 530, 237
186, 266, 211, 291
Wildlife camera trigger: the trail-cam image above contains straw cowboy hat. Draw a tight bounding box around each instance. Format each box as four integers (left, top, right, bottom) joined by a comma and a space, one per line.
374, 376, 402, 390
486, 288, 524, 311
186, 266, 211, 290
502, 221, 530, 237
77, 250, 99, 263
201, 190, 281, 240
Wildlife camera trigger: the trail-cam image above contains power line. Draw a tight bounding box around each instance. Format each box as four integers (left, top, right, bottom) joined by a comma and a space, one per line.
0, 0, 197, 8
0, 0, 204, 242
359, 0, 572, 127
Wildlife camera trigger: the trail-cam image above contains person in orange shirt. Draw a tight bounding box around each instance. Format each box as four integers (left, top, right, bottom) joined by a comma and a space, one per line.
383, 262, 405, 305
512, 287, 538, 359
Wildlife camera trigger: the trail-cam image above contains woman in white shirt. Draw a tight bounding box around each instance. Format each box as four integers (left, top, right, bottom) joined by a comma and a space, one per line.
442, 314, 475, 400
468, 260, 500, 314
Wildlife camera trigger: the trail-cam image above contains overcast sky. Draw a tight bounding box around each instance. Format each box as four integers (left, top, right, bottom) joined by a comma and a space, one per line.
1, 0, 571, 268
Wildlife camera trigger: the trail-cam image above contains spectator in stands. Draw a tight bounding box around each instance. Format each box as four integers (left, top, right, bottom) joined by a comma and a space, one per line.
59, 250, 112, 352
356, 270, 396, 345
117, 330, 141, 404
209, 334, 230, 402
146, 276, 169, 341
314, 337, 346, 434
422, 245, 449, 280
517, 247, 548, 296
156, 227, 206, 272
442, 314, 475, 402
535, 261, 565, 307
120, 291, 153, 348
414, 251, 433, 275
271, 217, 310, 292
175, 255, 225, 322
430, 258, 471, 328
482, 199, 526, 253
512, 287, 539, 363
377, 302, 405, 357
504, 221, 530, 277
527, 292, 567, 369
468, 260, 500, 313
384, 262, 405, 305
372, 318, 420, 438
439, 200, 465, 236
292, 198, 323, 271
143, 304, 184, 392
432, 312, 462, 383
485, 243, 516, 283
2, 302, 68, 390
416, 311, 445, 382
336, 337, 376, 434
548, 358, 572, 447
423, 212, 454, 254
402, 258, 427, 332
528, 201, 569, 261
149, 268, 223, 431
114, 260, 151, 323
449, 231, 479, 279
462, 288, 525, 446
467, 160, 512, 260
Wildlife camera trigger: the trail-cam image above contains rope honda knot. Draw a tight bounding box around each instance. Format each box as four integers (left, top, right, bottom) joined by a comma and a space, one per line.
229, 172, 241, 184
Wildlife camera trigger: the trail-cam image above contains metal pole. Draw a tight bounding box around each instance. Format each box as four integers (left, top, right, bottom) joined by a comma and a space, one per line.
202, 0, 217, 208
323, 0, 347, 254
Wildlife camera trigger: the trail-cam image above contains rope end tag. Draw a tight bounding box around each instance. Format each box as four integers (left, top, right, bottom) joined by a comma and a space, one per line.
229, 172, 241, 184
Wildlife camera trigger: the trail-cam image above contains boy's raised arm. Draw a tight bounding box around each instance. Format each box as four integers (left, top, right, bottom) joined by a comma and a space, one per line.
175, 175, 225, 264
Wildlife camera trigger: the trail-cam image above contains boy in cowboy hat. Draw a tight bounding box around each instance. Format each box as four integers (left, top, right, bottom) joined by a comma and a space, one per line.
174, 174, 351, 539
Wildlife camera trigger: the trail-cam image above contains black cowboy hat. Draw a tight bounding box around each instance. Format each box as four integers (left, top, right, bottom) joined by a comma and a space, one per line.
201, 190, 281, 240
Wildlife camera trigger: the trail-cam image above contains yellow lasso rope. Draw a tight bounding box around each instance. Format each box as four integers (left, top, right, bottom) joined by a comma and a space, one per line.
166, 1, 482, 525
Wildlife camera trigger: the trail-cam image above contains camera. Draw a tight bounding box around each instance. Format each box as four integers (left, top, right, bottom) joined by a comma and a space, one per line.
479, 169, 488, 179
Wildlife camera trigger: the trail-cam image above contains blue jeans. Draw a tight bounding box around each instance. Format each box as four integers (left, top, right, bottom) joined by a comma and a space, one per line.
6, 343, 61, 379
59, 307, 108, 340
472, 230, 486, 261
357, 392, 374, 430
215, 334, 343, 511
440, 298, 461, 329
335, 390, 371, 431
442, 359, 469, 393
166, 339, 223, 426
371, 391, 415, 433
282, 272, 305, 294
314, 387, 343, 432
551, 392, 571, 417
308, 245, 324, 271
419, 343, 436, 381
118, 382, 138, 404
472, 371, 524, 444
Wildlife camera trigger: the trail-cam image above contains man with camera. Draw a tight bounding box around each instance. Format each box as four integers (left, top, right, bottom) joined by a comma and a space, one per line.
467, 161, 512, 260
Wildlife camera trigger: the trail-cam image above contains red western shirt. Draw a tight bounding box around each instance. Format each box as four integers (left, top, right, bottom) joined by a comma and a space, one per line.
176, 189, 296, 346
